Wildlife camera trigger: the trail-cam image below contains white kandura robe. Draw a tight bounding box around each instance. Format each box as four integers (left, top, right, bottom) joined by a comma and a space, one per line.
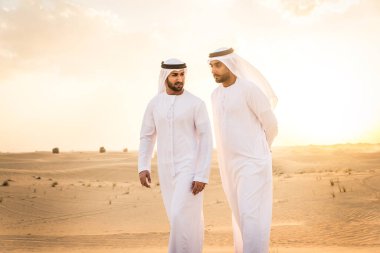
138, 90, 212, 253
211, 78, 278, 253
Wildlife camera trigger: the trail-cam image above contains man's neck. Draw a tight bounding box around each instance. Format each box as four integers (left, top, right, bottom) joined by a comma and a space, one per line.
166, 89, 184, 95
222, 75, 237, 88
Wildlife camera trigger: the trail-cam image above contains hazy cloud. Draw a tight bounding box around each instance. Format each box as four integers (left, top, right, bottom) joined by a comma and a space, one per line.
258, 0, 361, 17
0, 0, 156, 81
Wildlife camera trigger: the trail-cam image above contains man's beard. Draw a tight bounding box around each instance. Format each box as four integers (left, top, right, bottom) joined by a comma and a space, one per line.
213, 73, 230, 83
167, 79, 184, 92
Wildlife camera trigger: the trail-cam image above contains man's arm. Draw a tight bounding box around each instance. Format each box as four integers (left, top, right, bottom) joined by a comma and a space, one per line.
246, 83, 278, 149
260, 110, 278, 148
192, 101, 213, 194
138, 100, 156, 188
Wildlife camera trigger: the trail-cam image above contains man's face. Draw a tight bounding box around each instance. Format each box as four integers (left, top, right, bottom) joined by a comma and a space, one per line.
209, 60, 232, 83
166, 70, 185, 92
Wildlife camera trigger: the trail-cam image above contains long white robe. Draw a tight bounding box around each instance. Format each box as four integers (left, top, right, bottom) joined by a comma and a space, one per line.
139, 90, 212, 253
211, 78, 278, 253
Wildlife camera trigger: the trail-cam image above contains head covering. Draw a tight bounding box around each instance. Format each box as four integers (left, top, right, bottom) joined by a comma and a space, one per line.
158, 58, 187, 94
209, 47, 278, 108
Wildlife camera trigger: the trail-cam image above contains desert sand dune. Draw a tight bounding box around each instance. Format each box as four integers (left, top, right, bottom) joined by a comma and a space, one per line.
0, 144, 379, 252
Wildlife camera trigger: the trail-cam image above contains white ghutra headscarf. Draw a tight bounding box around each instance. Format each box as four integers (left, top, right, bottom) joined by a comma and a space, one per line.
209, 47, 278, 109
158, 58, 187, 94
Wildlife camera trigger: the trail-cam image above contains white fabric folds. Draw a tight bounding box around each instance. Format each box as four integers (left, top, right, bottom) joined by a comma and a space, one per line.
139, 62, 213, 252
210, 48, 278, 253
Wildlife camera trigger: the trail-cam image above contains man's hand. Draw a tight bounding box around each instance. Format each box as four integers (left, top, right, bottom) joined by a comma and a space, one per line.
191, 181, 206, 195
139, 170, 151, 188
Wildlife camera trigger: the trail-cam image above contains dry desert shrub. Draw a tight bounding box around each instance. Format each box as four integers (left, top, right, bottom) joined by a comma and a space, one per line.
99, 147, 106, 153
331, 177, 347, 193
2, 180, 10, 186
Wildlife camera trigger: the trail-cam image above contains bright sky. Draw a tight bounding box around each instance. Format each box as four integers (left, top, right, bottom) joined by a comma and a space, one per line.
1, 0, 379, 152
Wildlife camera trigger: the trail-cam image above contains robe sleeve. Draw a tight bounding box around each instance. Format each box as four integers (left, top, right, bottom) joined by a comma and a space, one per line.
246, 83, 278, 148
138, 99, 157, 173
193, 101, 213, 183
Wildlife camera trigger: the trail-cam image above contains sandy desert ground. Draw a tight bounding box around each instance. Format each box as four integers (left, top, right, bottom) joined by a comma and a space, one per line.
1, 144, 379, 253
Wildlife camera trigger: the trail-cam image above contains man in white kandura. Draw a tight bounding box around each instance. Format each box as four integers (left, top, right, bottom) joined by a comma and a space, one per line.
209, 47, 278, 253
138, 58, 213, 253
